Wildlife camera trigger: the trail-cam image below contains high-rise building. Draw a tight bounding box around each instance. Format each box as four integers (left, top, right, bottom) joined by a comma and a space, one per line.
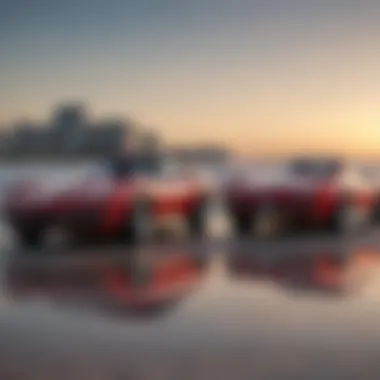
51, 103, 87, 131
8, 121, 41, 155
90, 118, 136, 155
49, 103, 89, 154
1, 102, 164, 159
137, 129, 162, 154
0, 130, 7, 156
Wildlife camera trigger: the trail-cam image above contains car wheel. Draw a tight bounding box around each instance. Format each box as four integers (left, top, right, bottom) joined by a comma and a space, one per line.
41, 225, 73, 253
18, 229, 42, 249
332, 201, 363, 235
231, 212, 252, 237
371, 196, 380, 223
253, 204, 284, 239
125, 198, 155, 245
187, 198, 209, 238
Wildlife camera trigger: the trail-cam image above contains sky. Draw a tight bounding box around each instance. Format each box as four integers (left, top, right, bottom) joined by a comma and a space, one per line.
1, 0, 380, 157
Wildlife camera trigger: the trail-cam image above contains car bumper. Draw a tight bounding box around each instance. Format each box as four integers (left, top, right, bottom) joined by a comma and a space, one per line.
5, 206, 105, 237
5, 207, 50, 233
225, 193, 337, 225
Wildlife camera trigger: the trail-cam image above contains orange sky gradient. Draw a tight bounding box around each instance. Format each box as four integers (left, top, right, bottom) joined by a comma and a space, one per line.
1, 2, 380, 159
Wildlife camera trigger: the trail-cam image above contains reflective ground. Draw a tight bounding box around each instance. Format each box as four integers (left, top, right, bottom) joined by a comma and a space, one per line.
2, 232, 380, 380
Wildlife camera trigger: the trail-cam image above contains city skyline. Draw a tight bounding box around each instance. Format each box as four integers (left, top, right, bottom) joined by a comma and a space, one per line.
0, 101, 231, 163
1, 1, 380, 157
0, 102, 138, 158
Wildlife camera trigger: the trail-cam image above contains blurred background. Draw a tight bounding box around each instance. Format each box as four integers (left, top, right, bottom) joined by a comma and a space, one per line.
2, 1, 380, 379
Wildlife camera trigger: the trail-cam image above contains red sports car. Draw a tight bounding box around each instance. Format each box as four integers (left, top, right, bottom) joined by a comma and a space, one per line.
4, 154, 210, 249
224, 157, 376, 237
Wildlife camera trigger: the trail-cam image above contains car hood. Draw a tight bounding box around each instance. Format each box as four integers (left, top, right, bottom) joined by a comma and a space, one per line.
231, 172, 321, 193
59, 178, 115, 197
7, 176, 117, 208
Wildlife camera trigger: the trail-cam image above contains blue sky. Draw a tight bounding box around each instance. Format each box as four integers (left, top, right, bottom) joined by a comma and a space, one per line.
1, 0, 380, 155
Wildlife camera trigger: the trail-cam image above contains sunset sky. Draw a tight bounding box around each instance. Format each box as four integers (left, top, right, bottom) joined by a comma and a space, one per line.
1, 0, 380, 157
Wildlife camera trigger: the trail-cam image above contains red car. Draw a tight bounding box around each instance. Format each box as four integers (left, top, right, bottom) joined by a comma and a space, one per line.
224, 157, 376, 237
4, 154, 210, 250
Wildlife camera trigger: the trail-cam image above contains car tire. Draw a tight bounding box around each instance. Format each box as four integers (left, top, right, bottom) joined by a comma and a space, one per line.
231, 212, 252, 237
42, 224, 73, 253
252, 204, 284, 239
371, 195, 380, 223
18, 229, 42, 250
123, 198, 155, 245
187, 198, 209, 238
331, 199, 363, 235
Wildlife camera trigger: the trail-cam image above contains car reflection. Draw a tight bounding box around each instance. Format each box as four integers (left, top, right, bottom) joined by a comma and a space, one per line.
5, 245, 210, 318
227, 244, 380, 295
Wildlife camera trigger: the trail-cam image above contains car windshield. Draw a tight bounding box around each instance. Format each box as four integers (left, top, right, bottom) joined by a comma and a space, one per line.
288, 159, 341, 179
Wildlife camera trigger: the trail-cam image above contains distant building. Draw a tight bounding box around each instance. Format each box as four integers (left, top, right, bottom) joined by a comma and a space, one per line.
136, 130, 162, 154
47, 103, 88, 155
1, 102, 166, 160
0, 129, 8, 156
170, 145, 232, 164
85, 118, 138, 157
6, 121, 41, 156
51, 103, 87, 131
33, 126, 55, 156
